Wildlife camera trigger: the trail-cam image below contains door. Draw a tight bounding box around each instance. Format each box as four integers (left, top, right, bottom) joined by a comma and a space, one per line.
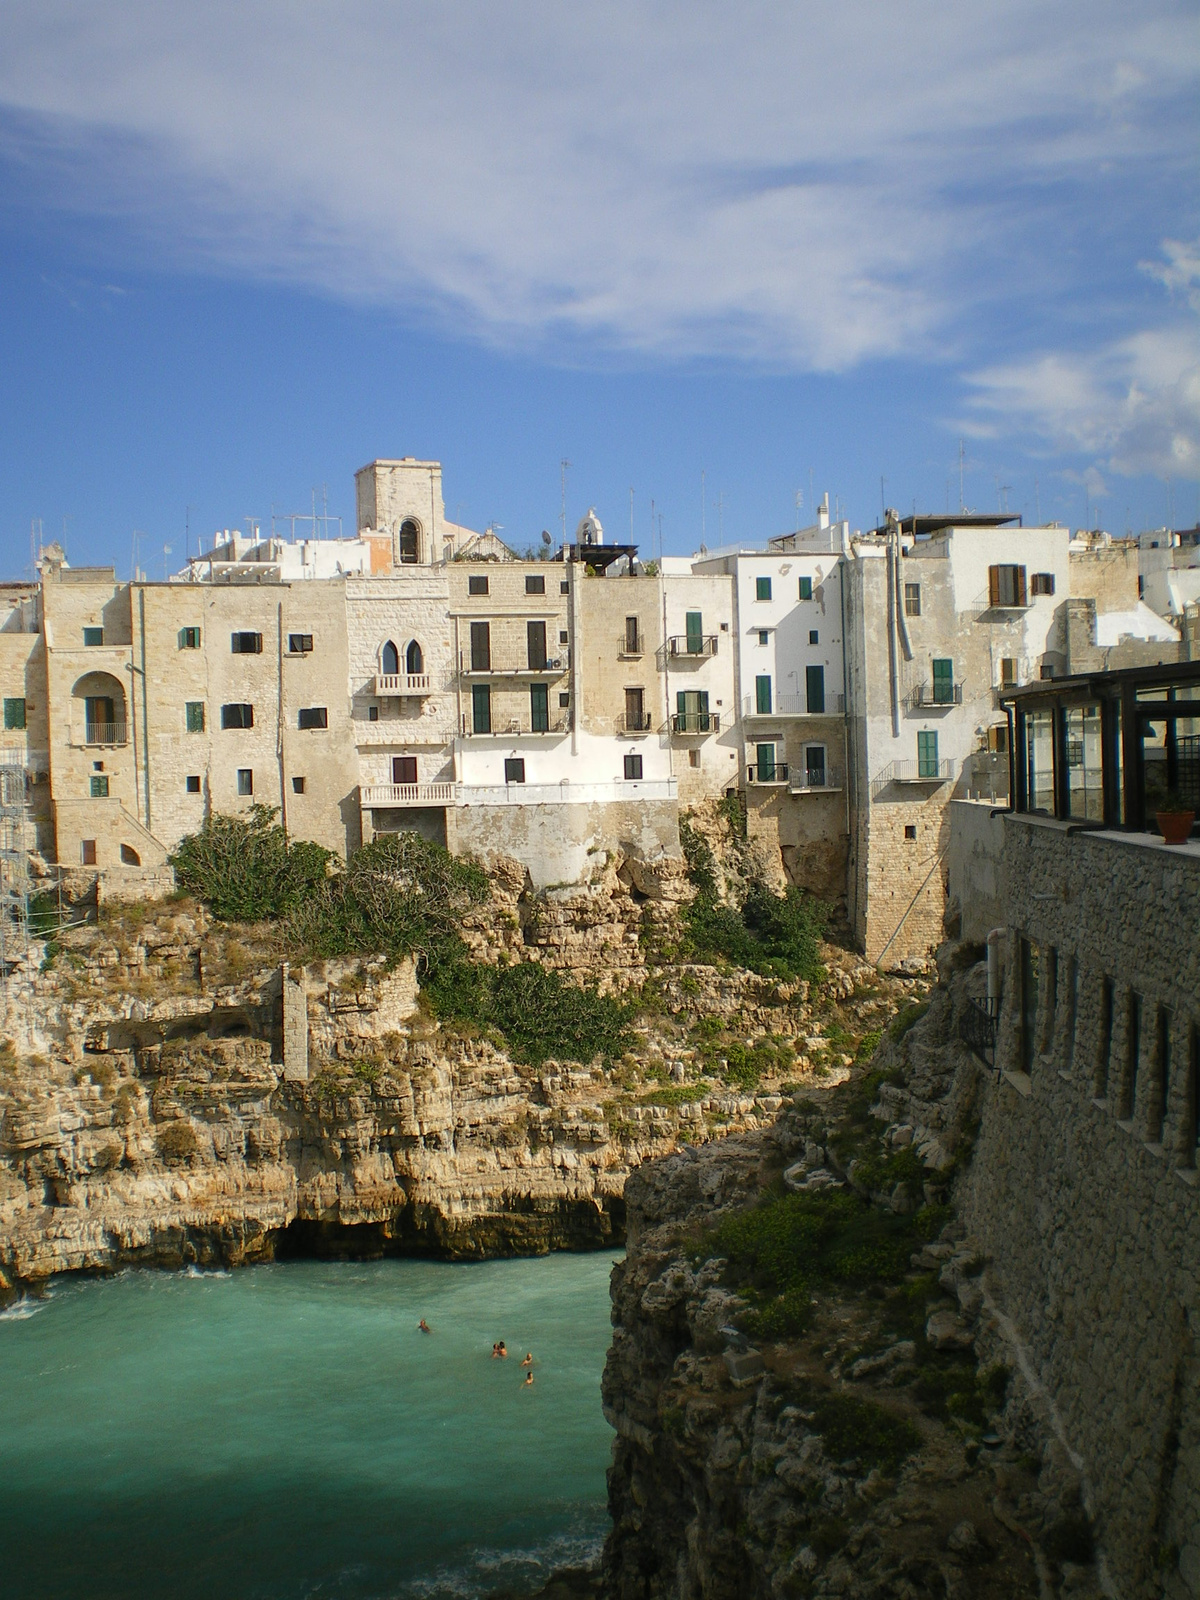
392, 756, 417, 785
624, 687, 645, 731
756, 742, 776, 781
805, 745, 825, 786
625, 616, 640, 654
85, 696, 115, 740
677, 690, 709, 732
470, 621, 491, 672
472, 684, 491, 734
530, 683, 549, 732
527, 620, 547, 671
755, 675, 772, 715
917, 729, 939, 778
932, 658, 953, 704
805, 665, 825, 714
685, 612, 703, 654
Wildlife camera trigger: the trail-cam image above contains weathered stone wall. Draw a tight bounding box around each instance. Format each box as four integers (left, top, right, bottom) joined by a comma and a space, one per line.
944, 798, 1007, 943
452, 797, 681, 889
955, 814, 1200, 1599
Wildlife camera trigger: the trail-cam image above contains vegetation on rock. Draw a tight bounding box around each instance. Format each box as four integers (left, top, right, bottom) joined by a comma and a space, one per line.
170, 806, 333, 922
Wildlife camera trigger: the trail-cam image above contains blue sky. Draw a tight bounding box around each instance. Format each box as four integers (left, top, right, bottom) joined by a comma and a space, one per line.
0, 1, 1197, 576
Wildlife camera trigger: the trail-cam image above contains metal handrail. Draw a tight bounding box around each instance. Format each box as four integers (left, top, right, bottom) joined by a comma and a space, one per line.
665, 635, 718, 658
746, 762, 789, 784
909, 681, 963, 707
616, 712, 653, 733
79, 722, 128, 747
669, 712, 720, 734
789, 767, 841, 792
742, 692, 845, 718
618, 632, 644, 657
959, 995, 1000, 1070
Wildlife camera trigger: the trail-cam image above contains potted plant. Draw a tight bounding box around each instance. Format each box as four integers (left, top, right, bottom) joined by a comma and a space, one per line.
1156, 787, 1196, 846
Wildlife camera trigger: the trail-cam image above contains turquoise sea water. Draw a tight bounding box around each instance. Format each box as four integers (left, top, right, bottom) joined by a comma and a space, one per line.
0, 1254, 618, 1600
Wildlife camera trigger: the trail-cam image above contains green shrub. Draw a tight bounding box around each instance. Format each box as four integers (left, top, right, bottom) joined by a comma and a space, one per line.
157, 1121, 198, 1162
807, 1390, 921, 1473
170, 805, 332, 922
889, 1001, 930, 1041
426, 954, 631, 1068
641, 1084, 708, 1107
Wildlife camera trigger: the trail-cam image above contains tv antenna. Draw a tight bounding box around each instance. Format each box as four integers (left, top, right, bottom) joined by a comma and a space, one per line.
560, 459, 571, 542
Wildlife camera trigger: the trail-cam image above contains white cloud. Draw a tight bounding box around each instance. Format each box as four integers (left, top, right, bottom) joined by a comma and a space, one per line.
965, 319, 1200, 478
0, 1, 1196, 374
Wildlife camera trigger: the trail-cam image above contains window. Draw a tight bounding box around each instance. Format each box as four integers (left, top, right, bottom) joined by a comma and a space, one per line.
624, 616, 641, 654
1126, 991, 1143, 1120
185, 701, 205, 733
472, 684, 491, 734
470, 621, 491, 672
1024, 708, 1054, 811
237, 769, 253, 796
468, 574, 489, 596
504, 758, 526, 784
392, 756, 417, 784
755, 576, 772, 601
798, 577, 812, 601
560, 580, 570, 594
90, 775, 109, 798
406, 640, 424, 675
805, 745, 826, 786
530, 683, 550, 732
381, 640, 400, 676
1150, 1008, 1170, 1143
525, 574, 545, 595
755, 675, 773, 715
559, 630, 569, 645
558, 692, 570, 708
298, 707, 328, 730
932, 658, 954, 704
221, 703, 254, 730
288, 633, 313, 655
987, 723, 1009, 754
805, 664, 825, 714
676, 689, 710, 733
1000, 657, 1016, 688
179, 627, 201, 649
1097, 977, 1114, 1097
3, 698, 25, 730
1065, 704, 1103, 821
1039, 663, 1056, 680
688, 748, 701, 768
527, 620, 548, 670
756, 742, 777, 781
988, 564, 1027, 607
624, 688, 646, 731
85, 696, 116, 741
292, 776, 306, 795
83, 627, 103, 647
623, 753, 643, 780
399, 520, 419, 564
1019, 938, 1038, 1074
685, 612, 704, 653
917, 729, 939, 777
904, 824, 917, 840
757, 630, 769, 646
1031, 572, 1056, 596
808, 630, 819, 645
81, 839, 97, 866
231, 631, 263, 653
368, 705, 379, 722
904, 582, 921, 617
186, 775, 201, 793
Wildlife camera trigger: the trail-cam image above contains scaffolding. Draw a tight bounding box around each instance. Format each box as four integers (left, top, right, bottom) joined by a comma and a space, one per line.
0, 762, 30, 999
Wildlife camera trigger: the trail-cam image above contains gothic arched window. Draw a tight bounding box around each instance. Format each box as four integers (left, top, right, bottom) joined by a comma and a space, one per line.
399, 520, 420, 564
406, 640, 424, 675
381, 640, 399, 676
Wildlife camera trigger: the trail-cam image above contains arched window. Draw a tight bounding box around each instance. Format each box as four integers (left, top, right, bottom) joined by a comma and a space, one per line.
405, 640, 424, 675
381, 641, 399, 676
399, 519, 420, 564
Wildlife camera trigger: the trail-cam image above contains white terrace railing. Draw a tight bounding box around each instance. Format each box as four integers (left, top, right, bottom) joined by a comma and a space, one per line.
373, 673, 432, 695
360, 778, 678, 809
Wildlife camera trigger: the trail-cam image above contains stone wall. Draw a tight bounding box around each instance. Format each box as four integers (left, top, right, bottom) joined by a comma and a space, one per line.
954, 812, 1200, 1599
944, 798, 1007, 943
451, 796, 680, 889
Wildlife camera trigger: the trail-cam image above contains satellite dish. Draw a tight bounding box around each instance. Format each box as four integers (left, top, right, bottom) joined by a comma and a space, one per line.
541, 530, 552, 546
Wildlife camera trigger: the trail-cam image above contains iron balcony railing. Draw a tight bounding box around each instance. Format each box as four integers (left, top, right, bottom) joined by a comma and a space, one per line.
79, 722, 128, 747
909, 681, 963, 707
788, 767, 841, 793
870, 758, 955, 796
374, 673, 433, 695
618, 631, 644, 657
669, 711, 720, 735
460, 716, 569, 737
742, 692, 844, 718
616, 712, 653, 734
665, 634, 718, 659
959, 995, 1000, 1070
459, 654, 566, 677
746, 762, 789, 784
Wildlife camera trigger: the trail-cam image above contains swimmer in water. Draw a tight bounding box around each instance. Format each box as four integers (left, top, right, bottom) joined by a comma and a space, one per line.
497, 1341, 508, 1358
523, 1371, 534, 1387
520, 1353, 533, 1367
418, 1318, 430, 1333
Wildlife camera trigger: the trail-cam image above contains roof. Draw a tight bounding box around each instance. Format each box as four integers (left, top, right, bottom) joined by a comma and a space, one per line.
556, 542, 639, 572
998, 659, 1200, 704
867, 513, 1022, 538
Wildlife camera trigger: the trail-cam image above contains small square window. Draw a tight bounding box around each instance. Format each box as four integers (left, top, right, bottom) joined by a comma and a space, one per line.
185, 701, 205, 733
560, 580, 570, 594
468, 574, 489, 596
3, 697, 26, 730
221, 703, 253, 730
559, 692, 570, 707
231, 631, 263, 654
1031, 572, 1055, 596
504, 758, 526, 784
755, 576, 772, 601
798, 577, 812, 601
297, 707, 328, 730
525, 575, 546, 595
688, 749, 701, 768
368, 705, 379, 722
89, 775, 109, 798
904, 582, 921, 617
559, 630, 569, 645
83, 626, 103, 647
81, 839, 97, 866
179, 627, 201, 649
288, 633, 314, 654
237, 769, 253, 796
904, 825, 917, 841
186, 775, 201, 793
92, 761, 104, 772
758, 630, 769, 645
292, 776, 306, 794
624, 753, 643, 780
809, 630, 819, 645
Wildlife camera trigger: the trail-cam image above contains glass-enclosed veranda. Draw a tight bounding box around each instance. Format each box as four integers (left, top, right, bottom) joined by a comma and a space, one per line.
1000, 661, 1200, 837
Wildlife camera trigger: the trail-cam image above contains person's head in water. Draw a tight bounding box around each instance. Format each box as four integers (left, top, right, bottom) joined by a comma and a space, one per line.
418, 1319, 430, 1332
498, 1342, 507, 1356
523, 1371, 534, 1385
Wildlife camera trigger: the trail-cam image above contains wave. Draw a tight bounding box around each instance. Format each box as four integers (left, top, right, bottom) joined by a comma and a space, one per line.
183, 1265, 232, 1279
0, 1298, 46, 1321
397, 1521, 606, 1600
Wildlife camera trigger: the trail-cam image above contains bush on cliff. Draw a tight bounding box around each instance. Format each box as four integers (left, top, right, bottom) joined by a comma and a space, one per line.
677, 815, 826, 982
170, 806, 333, 922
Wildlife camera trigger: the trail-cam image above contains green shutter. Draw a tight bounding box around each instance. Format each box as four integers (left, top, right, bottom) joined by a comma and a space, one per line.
755, 676, 772, 715
805, 665, 825, 714
756, 743, 776, 781
932, 659, 953, 704
918, 730, 939, 777
530, 683, 549, 732
685, 612, 703, 652
472, 684, 491, 734
756, 576, 772, 601
185, 702, 205, 733
3, 698, 25, 731
798, 576, 812, 600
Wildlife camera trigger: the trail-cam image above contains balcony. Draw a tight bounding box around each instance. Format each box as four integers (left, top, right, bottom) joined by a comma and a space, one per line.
742, 692, 844, 720
746, 762, 789, 785
459, 655, 567, 678
871, 759, 954, 796
664, 635, 718, 660
361, 782, 457, 807
668, 711, 720, 736
374, 673, 432, 696
906, 681, 963, 710
75, 722, 128, 748
617, 712, 653, 735
459, 717, 569, 738
789, 767, 842, 794
617, 632, 644, 658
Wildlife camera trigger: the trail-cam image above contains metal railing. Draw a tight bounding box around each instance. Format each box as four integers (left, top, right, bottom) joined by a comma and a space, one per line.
361, 782, 457, 807
459, 655, 566, 676
746, 762, 789, 784
871, 758, 955, 795
618, 632, 644, 657
374, 673, 432, 695
616, 712, 653, 734
789, 767, 841, 793
78, 722, 128, 747
742, 692, 844, 718
665, 634, 718, 658
959, 995, 1000, 1069
460, 717, 569, 737
909, 681, 963, 707
669, 711, 720, 735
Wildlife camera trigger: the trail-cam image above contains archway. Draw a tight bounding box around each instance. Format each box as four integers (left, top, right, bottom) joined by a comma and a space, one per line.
71, 671, 128, 745
399, 519, 420, 564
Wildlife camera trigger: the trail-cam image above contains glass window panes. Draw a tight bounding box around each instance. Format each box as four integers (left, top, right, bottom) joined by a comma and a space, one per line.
83, 627, 103, 647
904, 583, 921, 617
1024, 709, 1054, 813
624, 753, 643, 780
1065, 705, 1103, 820
237, 769, 253, 796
